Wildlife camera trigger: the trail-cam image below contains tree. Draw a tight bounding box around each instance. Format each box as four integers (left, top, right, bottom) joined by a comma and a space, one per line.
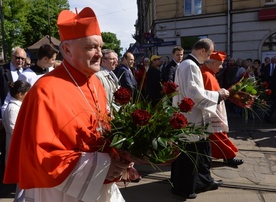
1, 0, 29, 59
1, 0, 69, 61
24, 0, 69, 48
102, 32, 122, 57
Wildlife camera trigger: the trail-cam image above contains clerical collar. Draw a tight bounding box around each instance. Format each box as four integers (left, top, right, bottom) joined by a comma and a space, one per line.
189, 54, 202, 65
31, 64, 48, 75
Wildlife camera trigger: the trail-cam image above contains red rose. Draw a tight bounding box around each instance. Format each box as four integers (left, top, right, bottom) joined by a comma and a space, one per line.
131, 109, 151, 126
114, 87, 131, 104
178, 97, 195, 113
263, 82, 269, 88
163, 81, 178, 94
265, 89, 272, 95
170, 112, 188, 129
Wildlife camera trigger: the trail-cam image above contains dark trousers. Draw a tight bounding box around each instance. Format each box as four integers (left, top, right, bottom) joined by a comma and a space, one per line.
171, 138, 213, 194
265, 93, 276, 120
0, 123, 16, 197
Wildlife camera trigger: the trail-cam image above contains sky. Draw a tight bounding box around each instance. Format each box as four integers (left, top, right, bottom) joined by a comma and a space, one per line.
68, 0, 137, 52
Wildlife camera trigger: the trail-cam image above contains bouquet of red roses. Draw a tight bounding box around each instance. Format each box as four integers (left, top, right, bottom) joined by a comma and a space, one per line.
105, 81, 208, 165
228, 77, 271, 109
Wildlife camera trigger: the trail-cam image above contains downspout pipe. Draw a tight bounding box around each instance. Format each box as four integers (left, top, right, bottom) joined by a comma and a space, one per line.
227, 0, 232, 57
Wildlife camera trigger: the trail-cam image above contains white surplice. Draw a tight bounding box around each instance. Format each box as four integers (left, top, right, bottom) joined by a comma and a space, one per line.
173, 57, 228, 134
24, 152, 125, 202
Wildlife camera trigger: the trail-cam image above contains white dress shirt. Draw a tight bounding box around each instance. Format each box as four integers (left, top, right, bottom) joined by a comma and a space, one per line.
2, 97, 22, 162
10, 62, 22, 81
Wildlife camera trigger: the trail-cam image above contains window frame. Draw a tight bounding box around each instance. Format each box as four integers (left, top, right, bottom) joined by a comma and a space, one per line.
184, 0, 202, 16
265, 0, 276, 5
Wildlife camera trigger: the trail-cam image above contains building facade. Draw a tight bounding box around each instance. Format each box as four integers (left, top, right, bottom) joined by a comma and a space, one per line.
134, 0, 276, 62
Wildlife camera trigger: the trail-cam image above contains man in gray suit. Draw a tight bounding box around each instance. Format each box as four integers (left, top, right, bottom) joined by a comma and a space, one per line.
95, 49, 120, 111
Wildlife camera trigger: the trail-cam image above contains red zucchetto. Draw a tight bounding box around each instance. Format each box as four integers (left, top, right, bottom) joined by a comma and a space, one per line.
57, 7, 101, 41
210, 51, 227, 61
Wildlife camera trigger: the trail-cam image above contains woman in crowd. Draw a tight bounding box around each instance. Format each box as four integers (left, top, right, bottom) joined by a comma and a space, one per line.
2, 80, 31, 162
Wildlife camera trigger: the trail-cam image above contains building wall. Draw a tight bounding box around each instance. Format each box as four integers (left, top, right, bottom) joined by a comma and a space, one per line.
231, 10, 276, 59
156, 11, 276, 60
155, 14, 228, 56
232, 0, 263, 9
138, 0, 276, 61
155, 0, 183, 20
204, 0, 227, 13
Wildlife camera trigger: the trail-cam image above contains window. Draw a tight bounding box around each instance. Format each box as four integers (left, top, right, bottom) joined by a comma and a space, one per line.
265, 0, 276, 4
181, 35, 207, 54
262, 32, 276, 51
184, 0, 202, 16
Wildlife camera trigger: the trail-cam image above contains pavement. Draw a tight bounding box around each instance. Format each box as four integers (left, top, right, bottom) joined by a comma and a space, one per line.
1, 107, 276, 202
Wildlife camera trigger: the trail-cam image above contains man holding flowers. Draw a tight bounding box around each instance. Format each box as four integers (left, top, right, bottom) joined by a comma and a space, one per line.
171, 38, 228, 199
4, 7, 130, 202
201, 51, 243, 166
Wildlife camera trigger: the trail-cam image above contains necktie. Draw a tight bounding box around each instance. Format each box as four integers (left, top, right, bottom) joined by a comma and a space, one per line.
109, 71, 117, 81
17, 69, 20, 75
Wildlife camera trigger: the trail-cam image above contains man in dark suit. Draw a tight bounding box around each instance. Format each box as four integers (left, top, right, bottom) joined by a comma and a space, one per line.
265, 56, 276, 123
161, 46, 184, 82
115, 52, 138, 100
146, 55, 163, 106
262, 57, 275, 83
0, 47, 27, 107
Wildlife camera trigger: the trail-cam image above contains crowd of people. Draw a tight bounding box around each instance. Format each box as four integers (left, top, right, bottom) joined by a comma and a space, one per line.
0, 6, 275, 202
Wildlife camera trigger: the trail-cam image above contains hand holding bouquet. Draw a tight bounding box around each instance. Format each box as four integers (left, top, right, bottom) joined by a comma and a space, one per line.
228, 77, 271, 110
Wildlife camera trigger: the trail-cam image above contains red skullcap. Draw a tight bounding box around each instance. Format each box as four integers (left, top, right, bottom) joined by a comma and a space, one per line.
210, 51, 227, 61
57, 7, 101, 41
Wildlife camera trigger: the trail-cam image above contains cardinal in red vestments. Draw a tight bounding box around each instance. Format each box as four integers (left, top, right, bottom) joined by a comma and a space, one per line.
4, 7, 130, 202
201, 51, 244, 166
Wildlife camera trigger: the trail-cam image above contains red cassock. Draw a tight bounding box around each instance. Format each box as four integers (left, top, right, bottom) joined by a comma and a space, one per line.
201, 65, 238, 159
4, 60, 113, 189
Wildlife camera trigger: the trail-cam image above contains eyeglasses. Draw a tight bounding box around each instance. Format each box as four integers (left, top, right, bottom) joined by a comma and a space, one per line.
13, 55, 26, 61
104, 58, 117, 61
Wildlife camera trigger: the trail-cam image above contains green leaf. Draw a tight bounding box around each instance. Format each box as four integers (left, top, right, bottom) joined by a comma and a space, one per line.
245, 86, 253, 92
152, 138, 158, 150
250, 89, 257, 95
157, 137, 167, 148
110, 135, 126, 147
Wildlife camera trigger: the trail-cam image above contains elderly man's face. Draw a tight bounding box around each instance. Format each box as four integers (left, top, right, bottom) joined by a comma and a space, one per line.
102, 52, 118, 71
11, 48, 27, 69
66, 35, 103, 76
209, 60, 223, 74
